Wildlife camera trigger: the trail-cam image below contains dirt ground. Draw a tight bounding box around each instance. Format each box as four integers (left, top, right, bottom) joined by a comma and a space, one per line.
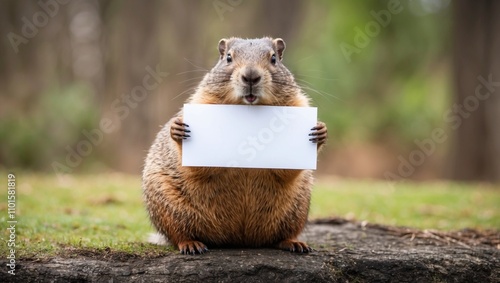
1, 219, 499, 282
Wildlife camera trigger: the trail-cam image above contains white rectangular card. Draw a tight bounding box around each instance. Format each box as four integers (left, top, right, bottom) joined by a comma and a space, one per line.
181, 104, 317, 169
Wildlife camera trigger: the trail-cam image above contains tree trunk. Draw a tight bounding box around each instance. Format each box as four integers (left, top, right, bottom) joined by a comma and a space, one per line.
450, 0, 500, 182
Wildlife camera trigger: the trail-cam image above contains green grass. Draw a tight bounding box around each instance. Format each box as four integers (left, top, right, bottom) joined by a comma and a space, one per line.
0, 173, 172, 258
311, 178, 499, 230
0, 172, 498, 258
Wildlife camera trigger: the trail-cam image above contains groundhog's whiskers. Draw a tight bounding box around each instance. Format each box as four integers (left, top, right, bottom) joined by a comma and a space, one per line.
295, 73, 340, 81
178, 75, 207, 86
176, 69, 209, 76
172, 86, 198, 101
182, 58, 210, 72
174, 68, 210, 100
295, 78, 343, 103
203, 79, 231, 86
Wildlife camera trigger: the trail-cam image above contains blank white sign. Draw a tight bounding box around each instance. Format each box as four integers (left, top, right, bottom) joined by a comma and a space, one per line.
182, 104, 317, 169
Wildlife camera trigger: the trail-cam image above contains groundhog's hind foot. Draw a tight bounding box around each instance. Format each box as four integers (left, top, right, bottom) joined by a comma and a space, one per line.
276, 239, 313, 253
178, 240, 208, 255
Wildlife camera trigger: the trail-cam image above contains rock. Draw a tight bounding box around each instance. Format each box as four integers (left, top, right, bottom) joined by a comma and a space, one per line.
1, 219, 498, 282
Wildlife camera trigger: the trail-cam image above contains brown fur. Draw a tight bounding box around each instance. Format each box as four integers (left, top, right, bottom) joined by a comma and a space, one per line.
142, 37, 326, 254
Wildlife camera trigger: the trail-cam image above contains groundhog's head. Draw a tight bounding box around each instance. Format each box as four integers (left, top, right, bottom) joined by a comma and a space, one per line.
203, 37, 300, 106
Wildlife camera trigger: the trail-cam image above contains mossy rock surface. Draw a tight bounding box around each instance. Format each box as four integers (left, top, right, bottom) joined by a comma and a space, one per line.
1, 220, 499, 282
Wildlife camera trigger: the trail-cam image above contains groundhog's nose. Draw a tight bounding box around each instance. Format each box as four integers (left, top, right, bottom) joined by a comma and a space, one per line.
241, 69, 261, 86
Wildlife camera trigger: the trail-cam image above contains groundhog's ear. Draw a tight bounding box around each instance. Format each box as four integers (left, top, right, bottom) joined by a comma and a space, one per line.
273, 38, 286, 60
218, 39, 228, 59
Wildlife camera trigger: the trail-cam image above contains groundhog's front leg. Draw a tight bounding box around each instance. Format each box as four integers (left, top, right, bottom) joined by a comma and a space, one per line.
170, 117, 190, 142
309, 121, 327, 147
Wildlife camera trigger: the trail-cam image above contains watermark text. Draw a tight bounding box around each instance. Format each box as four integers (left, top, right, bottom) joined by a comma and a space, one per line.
6, 173, 17, 276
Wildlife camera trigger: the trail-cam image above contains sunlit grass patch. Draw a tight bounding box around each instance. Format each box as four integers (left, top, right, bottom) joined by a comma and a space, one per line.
310, 178, 500, 230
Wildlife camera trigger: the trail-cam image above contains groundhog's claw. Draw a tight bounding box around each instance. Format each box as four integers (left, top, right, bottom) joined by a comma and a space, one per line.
276, 239, 312, 253
171, 118, 190, 141
178, 240, 208, 255
309, 121, 327, 145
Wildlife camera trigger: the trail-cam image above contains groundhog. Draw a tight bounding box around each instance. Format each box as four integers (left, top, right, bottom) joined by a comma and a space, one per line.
142, 37, 327, 254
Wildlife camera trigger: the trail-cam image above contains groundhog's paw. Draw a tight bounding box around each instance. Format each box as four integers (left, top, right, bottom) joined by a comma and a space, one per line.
276, 239, 313, 253
170, 118, 190, 141
309, 121, 327, 145
178, 240, 208, 255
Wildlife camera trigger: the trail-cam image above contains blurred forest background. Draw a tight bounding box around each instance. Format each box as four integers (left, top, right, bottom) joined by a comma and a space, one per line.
0, 0, 499, 182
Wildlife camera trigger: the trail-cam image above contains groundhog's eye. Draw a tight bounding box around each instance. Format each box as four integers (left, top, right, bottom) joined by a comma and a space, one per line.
271, 54, 277, 65
226, 54, 232, 64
